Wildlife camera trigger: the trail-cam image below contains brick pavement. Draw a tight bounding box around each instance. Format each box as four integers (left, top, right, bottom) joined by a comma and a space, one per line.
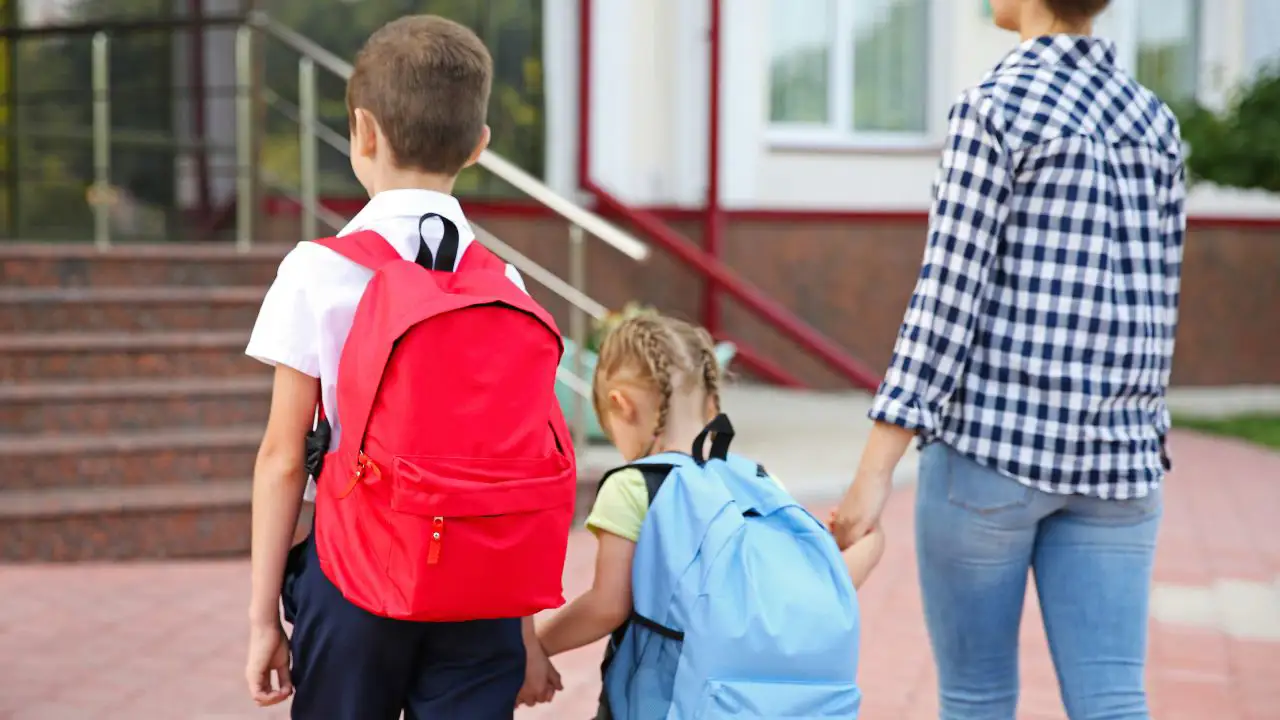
1, 429, 1277, 719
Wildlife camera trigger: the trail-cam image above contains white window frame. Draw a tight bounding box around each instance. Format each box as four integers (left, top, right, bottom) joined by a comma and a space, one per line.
766, 0, 940, 151
1095, 0, 1204, 102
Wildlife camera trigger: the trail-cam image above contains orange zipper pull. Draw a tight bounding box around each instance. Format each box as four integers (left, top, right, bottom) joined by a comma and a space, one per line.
339, 451, 380, 499
428, 517, 445, 564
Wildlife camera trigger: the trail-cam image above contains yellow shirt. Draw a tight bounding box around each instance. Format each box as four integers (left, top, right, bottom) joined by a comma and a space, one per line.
586, 466, 787, 542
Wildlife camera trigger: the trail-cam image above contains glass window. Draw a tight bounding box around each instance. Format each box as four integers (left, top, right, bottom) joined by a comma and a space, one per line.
1096, 0, 1201, 104
768, 0, 931, 141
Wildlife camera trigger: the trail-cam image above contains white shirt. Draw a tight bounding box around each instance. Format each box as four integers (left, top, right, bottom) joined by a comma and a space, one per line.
245, 189, 526, 499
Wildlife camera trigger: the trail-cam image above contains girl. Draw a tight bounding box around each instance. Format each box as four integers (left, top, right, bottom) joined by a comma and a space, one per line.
532, 313, 884, 713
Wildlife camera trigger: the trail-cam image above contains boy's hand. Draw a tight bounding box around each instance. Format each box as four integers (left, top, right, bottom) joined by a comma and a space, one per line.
246, 622, 293, 707
516, 641, 562, 707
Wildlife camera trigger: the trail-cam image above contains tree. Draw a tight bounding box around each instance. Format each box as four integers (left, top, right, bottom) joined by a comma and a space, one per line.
1177, 64, 1280, 194
8, 0, 177, 239
259, 0, 545, 198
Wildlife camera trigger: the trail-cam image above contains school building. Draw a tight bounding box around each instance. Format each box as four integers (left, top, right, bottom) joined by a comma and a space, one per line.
1, 0, 1278, 561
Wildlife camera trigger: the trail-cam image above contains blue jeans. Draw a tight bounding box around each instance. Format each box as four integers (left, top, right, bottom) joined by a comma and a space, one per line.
915, 442, 1162, 720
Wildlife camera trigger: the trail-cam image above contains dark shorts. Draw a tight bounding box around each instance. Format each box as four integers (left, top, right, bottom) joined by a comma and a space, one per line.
284, 534, 526, 720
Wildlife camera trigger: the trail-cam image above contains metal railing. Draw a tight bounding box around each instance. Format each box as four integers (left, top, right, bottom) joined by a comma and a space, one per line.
73, 14, 652, 443
234, 13, 648, 445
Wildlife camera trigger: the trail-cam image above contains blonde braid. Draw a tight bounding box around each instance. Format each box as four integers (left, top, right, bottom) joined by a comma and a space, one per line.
635, 317, 675, 454
696, 330, 722, 416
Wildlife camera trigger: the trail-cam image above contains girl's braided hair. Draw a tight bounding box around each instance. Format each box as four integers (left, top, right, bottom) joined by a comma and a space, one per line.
592, 312, 722, 453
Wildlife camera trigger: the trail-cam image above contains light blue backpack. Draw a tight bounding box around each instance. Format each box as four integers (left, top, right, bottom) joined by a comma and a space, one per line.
598, 414, 861, 719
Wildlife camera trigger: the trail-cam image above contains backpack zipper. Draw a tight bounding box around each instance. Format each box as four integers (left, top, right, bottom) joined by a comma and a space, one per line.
428, 517, 445, 564
339, 451, 381, 498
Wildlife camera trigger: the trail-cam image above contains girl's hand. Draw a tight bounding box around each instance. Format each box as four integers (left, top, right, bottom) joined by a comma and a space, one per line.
516, 642, 562, 707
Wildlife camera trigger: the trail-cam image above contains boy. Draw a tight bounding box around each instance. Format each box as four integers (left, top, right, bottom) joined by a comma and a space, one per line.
243, 16, 559, 719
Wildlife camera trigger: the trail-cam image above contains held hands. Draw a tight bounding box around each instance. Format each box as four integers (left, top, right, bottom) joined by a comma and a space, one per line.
829, 467, 894, 551
246, 621, 293, 707
516, 635, 563, 707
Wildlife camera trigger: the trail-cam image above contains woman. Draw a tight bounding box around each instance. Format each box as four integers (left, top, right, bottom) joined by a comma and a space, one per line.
831, 0, 1185, 718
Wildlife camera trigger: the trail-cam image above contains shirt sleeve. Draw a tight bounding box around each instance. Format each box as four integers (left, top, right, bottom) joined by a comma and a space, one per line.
870, 90, 1012, 433
504, 263, 528, 294
585, 469, 650, 542
245, 246, 322, 378
1155, 156, 1186, 437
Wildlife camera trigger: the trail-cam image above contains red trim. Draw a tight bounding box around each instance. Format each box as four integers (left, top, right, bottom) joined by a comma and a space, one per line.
588, 185, 883, 390
260, 195, 1280, 229
719, 336, 804, 388
702, 0, 724, 336
576, 0, 592, 197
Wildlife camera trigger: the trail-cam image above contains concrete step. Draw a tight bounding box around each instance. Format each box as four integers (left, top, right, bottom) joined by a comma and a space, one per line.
0, 377, 272, 435
0, 243, 286, 289
0, 331, 262, 382
0, 480, 317, 562
0, 286, 265, 333
0, 426, 262, 491
1, 454, 613, 562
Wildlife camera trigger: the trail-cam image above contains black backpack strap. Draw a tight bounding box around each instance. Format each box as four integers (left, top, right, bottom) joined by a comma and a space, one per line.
415, 212, 461, 271
596, 463, 675, 507
692, 414, 735, 464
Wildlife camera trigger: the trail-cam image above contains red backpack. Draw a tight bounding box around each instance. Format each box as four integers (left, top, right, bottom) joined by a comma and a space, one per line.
309, 223, 576, 622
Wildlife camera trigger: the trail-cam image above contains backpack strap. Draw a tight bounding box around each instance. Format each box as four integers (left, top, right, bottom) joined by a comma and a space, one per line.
455, 239, 508, 273
596, 463, 674, 507
415, 213, 461, 271
692, 413, 735, 464
312, 229, 402, 270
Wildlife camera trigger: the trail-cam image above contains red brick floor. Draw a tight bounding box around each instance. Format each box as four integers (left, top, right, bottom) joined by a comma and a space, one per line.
1, 430, 1277, 719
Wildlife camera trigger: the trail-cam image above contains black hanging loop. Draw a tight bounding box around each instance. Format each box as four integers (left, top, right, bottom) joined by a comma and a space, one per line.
692, 413, 735, 464
416, 212, 460, 271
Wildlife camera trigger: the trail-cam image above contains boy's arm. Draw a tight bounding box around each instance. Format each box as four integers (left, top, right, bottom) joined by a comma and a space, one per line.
537, 531, 635, 657
248, 365, 320, 628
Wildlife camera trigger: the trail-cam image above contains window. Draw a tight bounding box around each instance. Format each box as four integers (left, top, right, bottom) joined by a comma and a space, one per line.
1096, 0, 1201, 104
768, 0, 931, 145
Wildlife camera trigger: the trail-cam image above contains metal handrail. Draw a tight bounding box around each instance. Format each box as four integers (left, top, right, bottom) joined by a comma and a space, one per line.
246, 11, 649, 263
261, 172, 600, 402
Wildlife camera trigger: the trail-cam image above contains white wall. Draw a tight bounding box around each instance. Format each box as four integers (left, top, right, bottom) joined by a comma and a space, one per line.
570, 0, 1280, 217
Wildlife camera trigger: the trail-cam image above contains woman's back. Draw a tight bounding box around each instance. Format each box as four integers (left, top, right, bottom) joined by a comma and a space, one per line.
895, 35, 1186, 498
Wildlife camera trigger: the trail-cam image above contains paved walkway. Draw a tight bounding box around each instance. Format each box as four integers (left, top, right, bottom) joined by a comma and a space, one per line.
2, 420, 1278, 717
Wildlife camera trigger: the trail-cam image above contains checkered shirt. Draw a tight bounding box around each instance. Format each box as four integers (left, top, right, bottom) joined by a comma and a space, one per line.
869, 36, 1186, 499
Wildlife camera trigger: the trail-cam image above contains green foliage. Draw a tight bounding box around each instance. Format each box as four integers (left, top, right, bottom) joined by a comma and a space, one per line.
259, 0, 545, 199
3, 0, 545, 239
1175, 414, 1280, 451
1177, 65, 1280, 194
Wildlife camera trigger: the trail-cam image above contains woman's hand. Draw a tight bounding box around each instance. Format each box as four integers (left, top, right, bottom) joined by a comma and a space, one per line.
831, 421, 914, 549
830, 468, 894, 551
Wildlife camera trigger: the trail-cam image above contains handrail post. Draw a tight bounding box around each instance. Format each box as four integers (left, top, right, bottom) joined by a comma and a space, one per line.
569, 223, 588, 451
91, 32, 110, 250
298, 56, 318, 243
235, 25, 253, 251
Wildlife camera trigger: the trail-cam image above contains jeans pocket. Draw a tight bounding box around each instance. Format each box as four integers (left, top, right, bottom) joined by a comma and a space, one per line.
943, 447, 1034, 514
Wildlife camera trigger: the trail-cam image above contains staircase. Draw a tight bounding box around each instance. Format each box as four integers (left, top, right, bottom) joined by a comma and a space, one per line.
0, 244, 285, 562
0, 240, 627, 562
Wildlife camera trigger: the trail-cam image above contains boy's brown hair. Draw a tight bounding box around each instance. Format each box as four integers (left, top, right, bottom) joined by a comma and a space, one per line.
347, 15, 493, 175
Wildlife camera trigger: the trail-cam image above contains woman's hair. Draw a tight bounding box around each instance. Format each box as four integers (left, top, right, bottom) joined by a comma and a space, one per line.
592, 313, 722, 451
1044, 0, 1111, 22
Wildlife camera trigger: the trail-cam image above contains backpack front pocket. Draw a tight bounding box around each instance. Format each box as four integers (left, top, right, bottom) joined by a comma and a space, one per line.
695, 679, 861, 719
388, 453, 576, 621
